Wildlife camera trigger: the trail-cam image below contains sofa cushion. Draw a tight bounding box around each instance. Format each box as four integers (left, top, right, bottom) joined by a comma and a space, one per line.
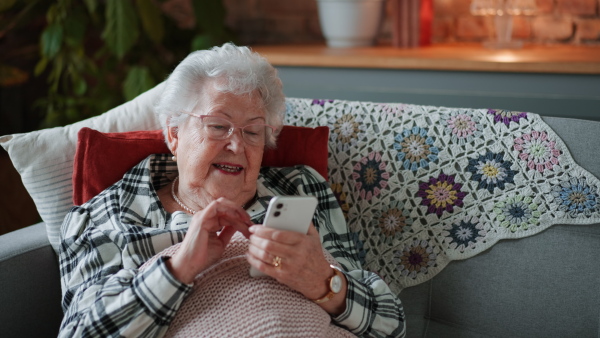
72, 126, 329, 205
426, 223, 600, 338
0, 223, 63, 337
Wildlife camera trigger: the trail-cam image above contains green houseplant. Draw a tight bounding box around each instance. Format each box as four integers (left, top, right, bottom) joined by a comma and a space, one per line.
0, 0, 233, 128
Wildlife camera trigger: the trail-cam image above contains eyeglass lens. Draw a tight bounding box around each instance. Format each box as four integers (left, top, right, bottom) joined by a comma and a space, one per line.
201, 116, 269, 145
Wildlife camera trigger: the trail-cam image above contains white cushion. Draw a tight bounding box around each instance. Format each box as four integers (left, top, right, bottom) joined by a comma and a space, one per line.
0, 82, 165, 252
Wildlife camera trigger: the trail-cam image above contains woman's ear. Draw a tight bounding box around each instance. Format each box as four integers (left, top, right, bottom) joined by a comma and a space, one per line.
166, 119, 179, 156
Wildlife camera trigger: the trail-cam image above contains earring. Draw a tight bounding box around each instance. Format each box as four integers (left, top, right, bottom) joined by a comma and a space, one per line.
172, 154, 177, 161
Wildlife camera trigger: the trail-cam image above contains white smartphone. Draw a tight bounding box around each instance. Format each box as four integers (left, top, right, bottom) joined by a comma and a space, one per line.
249, 196, 318, 277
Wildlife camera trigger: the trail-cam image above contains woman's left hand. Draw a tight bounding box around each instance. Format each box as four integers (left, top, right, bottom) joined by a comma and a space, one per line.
246, 224, 347, 315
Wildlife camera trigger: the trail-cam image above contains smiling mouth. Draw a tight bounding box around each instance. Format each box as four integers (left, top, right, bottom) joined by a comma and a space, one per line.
213, 164, 243, 173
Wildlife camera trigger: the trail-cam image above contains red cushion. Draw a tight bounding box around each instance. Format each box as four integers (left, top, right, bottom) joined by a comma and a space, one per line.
72, 126, 330, 205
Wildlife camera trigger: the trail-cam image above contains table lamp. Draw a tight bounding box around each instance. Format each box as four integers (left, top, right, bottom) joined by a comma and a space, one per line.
471, 0, 536, 49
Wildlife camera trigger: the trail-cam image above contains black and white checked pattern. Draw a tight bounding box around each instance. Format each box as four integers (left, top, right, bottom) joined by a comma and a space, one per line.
58, 154, 406, 337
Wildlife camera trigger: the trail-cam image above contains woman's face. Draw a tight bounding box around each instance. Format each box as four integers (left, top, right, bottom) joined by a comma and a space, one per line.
168, 80, 266, 208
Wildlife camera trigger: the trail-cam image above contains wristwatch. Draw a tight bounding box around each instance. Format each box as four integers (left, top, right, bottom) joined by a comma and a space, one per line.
312, 265, 344, 304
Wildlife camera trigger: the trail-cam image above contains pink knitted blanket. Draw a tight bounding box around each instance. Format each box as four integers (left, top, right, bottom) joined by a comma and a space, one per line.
141, 233, 355, 337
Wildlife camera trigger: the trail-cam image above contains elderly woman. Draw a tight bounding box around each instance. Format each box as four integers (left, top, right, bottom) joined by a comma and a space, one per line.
58, 43, 406, 337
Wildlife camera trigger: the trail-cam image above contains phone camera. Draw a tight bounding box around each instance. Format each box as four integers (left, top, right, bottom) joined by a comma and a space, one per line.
274, 211, 281, 217
276, 203, 283, 209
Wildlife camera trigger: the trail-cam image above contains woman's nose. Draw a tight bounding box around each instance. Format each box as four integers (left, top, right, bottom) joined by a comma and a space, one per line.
225, 128, 245, 153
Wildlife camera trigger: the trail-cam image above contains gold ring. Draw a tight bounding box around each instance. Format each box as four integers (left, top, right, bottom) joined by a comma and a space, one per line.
272, 256, 282, 269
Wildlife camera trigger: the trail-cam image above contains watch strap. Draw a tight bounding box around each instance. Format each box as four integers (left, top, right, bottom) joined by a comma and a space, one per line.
311, 265, 343, 304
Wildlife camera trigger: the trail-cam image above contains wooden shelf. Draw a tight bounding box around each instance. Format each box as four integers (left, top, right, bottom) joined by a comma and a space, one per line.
251, 43, 600, 74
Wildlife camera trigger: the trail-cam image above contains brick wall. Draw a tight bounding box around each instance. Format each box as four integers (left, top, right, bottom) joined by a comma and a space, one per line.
223, 0, 323, 44
223, 0, 600, 46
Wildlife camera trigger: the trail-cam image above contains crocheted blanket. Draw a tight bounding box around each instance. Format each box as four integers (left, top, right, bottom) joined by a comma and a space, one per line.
284, 98, 600, 293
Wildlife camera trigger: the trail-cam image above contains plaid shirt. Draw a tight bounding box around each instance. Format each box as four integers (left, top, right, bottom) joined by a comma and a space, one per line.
59, 154, 406, 337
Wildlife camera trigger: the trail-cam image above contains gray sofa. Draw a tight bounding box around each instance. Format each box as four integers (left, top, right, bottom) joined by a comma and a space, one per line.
1, 111, 599, 338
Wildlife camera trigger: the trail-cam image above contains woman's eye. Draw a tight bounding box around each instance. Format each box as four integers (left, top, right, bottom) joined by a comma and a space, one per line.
244, 126, 264, 136
209, 124, 228, 131
243, 130, 259, 136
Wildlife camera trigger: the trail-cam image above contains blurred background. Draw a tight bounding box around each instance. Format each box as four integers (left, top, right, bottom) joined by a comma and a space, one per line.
1, 0, 599, 235
2, 0, 598, 136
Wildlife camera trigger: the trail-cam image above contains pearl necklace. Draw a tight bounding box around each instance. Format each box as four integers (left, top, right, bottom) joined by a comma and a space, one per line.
171, 176, 197, 214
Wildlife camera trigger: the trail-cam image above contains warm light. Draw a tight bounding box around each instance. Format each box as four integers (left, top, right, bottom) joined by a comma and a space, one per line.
489, 51, 520, 62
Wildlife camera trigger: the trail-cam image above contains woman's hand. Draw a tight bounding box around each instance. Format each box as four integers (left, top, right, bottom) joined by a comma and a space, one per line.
246, 224, 348, 315
167, 198, 253, 284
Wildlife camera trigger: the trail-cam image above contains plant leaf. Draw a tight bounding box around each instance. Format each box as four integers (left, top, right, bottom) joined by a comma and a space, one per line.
191, 34, 214, 51
73, 78, 87, 96
102, 0, 139, 59
41, 22, 63, 59
0, 64, 29, 87
83, 0, 97, 14
0, 0, 17, 12
34, 58, 48, 76
48, 53, 65, 92
63, 7, 87, 46
66, 60, 88, 96
191, 0, 226, 37
135, 0, 164, 44
123, 66, 154, 101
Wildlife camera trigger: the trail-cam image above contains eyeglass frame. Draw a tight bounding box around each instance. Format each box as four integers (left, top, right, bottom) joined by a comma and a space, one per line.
179, 111, 276, 146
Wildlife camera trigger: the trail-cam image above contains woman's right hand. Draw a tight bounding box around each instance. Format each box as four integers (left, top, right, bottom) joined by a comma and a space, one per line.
166, 197, 253, 284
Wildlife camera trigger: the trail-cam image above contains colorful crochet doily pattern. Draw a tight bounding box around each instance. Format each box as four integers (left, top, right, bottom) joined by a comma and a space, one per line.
284, 98, 600, 293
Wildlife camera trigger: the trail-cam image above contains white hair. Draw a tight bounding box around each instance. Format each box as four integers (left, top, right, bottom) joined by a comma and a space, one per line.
154, 43, 285, 148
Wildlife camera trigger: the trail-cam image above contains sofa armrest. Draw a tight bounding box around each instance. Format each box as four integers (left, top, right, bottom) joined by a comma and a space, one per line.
0, 223, 63, 337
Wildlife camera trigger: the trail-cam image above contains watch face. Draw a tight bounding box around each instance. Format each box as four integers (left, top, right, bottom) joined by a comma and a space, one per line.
330, 275, 342, 293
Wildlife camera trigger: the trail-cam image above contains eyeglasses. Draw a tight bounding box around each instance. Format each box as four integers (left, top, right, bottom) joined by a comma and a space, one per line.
182, 112, 275, 146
